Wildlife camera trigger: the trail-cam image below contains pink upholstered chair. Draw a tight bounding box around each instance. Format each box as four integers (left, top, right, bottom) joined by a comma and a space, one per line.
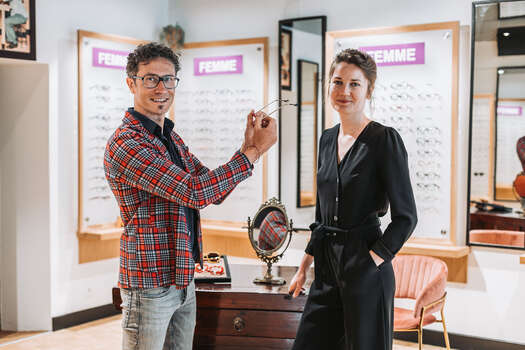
469, 229, 525, 248
392, 255, 450, 350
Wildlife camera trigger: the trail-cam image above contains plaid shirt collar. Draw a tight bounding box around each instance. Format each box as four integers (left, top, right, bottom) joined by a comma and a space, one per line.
127, 107, 174, 139
122, 109, 190, 171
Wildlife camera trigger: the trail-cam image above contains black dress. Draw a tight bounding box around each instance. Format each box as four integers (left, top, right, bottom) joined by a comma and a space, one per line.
292, 121, 417, 350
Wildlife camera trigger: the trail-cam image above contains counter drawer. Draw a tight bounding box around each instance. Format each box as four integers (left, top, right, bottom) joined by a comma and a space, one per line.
196, 308, 302, 339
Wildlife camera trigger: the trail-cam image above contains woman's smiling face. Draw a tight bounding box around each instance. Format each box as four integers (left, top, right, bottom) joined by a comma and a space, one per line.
329, 62, 371, 117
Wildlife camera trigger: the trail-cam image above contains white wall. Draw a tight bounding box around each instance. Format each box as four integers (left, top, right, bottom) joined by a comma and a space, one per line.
0, 59, 51, 331
169, 0, 525, 345
35, 0, 169, 322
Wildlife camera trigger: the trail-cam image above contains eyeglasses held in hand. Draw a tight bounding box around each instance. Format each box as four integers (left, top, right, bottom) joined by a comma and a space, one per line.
257, 98, 298, 116
133, 74, 180, 89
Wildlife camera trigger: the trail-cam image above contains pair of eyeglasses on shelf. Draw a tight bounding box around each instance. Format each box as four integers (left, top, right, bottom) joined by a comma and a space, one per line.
203, 252, 221, 263
390, 81, 414, 90
89, 84, 111, 92
88, 194, 112, 201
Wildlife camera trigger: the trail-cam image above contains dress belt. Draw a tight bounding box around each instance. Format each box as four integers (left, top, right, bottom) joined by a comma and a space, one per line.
309, 220, 380, 281
309, 219, 380, 243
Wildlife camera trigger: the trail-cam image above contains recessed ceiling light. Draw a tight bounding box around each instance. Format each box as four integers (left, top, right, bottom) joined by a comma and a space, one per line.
498, 69, 505, 74
503, 32, 510, 37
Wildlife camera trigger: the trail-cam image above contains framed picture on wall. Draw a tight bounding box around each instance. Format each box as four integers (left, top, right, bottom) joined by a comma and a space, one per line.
280, 28, 292, 90
0, 0, 36, 60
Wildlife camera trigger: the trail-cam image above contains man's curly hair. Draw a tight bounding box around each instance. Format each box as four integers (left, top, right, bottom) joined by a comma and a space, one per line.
126, 42, 181, 78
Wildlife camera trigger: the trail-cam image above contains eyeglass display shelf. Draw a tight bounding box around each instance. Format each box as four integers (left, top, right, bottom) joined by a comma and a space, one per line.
77, 223, 123, 240
77, 219, 247, 241
400, 240, 470, 258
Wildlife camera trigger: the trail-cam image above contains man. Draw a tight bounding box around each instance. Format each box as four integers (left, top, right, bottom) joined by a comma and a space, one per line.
3, 0, 28, 48
104, 42, 277, 350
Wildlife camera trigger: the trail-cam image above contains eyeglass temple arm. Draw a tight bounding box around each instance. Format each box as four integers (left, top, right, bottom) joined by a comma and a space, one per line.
256, 98, 291, 114
267, 103, 298, 116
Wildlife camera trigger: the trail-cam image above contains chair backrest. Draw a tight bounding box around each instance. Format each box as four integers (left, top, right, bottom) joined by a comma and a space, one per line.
469, 229, 525, 247
392, 255, 448, 317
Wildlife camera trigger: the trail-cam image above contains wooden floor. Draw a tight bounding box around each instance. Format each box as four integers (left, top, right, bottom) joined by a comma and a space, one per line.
0, 331, 44, 346
0, 315, 451, 349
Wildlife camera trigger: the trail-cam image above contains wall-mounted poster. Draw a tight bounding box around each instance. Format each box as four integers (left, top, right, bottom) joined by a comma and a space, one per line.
77, 30, 149, 234
175, 37, 269, 223
0, 0, 35, 60
280, 28, 292, 90
326, 22, 459, 245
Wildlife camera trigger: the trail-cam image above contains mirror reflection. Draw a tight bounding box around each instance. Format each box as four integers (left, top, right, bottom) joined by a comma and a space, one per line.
297, 60, 319, 207
495, 67, 525, 201
279, 16, 326, 224
252, 208, 288, 251
468, 1, 525, 249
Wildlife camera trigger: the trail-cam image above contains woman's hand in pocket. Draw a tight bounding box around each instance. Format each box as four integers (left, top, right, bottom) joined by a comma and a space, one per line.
369, 250, 384, 267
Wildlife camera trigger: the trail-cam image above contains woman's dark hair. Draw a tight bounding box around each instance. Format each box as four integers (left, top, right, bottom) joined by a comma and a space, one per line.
126, 42, 180, 78
328, 48, 377, 96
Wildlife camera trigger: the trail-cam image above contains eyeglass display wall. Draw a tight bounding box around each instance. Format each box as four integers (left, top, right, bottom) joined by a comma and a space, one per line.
174, 38, 269, 223
326, 22, 459, 244
77, 30, 149, 233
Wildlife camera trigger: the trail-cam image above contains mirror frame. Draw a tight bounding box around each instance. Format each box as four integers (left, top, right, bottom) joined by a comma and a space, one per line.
467, 0, 525, 250
297, 59, 319, 208
278, 15, 327, 201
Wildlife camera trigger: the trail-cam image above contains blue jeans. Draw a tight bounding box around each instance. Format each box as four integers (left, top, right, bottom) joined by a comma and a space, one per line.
120, 280, 196, 350
5, 14, 26, 45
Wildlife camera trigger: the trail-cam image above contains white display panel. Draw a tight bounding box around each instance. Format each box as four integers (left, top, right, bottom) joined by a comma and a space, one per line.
78, 31, 146, 231
174, 39, 268, 223
327, 22, 459, 242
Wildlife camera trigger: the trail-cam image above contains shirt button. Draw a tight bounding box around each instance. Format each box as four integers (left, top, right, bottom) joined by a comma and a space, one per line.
335, 197, 339, 202
334, 216, 338, 221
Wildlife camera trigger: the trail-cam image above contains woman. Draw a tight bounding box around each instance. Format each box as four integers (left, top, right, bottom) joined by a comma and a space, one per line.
288, 48, 417, 350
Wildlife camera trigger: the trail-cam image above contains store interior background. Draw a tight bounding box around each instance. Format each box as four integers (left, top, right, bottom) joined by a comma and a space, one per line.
0, 0, 524, 346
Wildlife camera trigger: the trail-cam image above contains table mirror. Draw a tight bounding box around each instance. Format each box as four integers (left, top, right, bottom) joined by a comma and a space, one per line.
247, 197, 293, 285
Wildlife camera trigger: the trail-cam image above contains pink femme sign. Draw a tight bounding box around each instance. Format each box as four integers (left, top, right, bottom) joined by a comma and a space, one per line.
194, 55, 243, 76
358, 42, 425, 67
497, 105, 523, 116
92, 47, 129, 70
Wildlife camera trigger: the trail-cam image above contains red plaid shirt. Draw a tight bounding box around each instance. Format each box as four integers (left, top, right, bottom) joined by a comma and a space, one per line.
104, 111, 253, 289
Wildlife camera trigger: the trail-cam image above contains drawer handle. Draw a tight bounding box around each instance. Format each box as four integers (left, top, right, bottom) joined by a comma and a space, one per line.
233, 316, 245, 332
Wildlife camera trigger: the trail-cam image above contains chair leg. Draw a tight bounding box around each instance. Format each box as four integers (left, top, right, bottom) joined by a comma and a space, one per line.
418, 329, 423, 350
441, 309, 451, 350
